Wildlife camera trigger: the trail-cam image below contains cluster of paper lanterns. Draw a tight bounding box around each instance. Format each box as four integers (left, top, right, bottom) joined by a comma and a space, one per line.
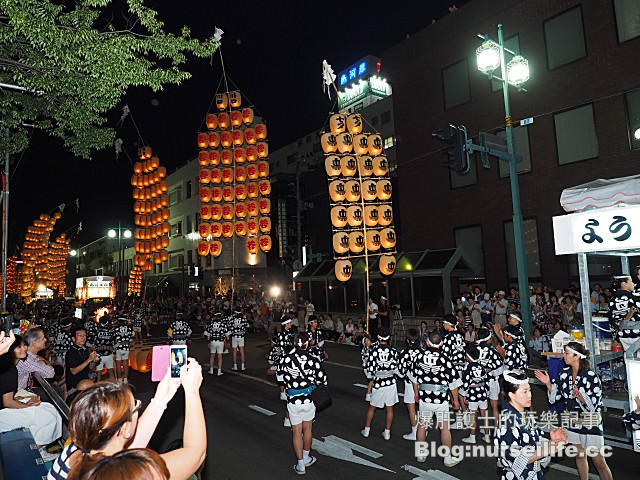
197, 90, 272, 258
324, 113, 397, 282
47, 234, 71, 295
129, 146, 170, 296
1, 256, 18, 294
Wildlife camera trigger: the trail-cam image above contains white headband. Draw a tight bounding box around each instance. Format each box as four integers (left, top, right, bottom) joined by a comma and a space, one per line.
378, 334, 390, 341
281, 318, 292, 325
565, 346, 586, 359
503, 370, 529, 385
426, 338, 443, 348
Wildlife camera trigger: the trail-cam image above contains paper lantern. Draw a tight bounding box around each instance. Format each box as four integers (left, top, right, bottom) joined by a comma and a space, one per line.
222, 222, 234, 238
368, 134, 383, 155
232, 129, 244, 146
257, 160, 269, 178
160, 180, 168, 192
162, 221, 171, 234
256, 142, 268, 158
377, 179, 392, 200
234, 147, 246, 164
335, 260, 353, 282
222, 204, 234, 220
346, 113, 363, 134
210, 168, 222, 184
373, 156, 388, 176
134, 162, 143, 174
380, 228, 396, 249
215, 93, 228, 111
247, 237, 258, 254
330, 206, 348, 228
259, 235, 272, 252
258, 179, 271, 195
378, 205, 393, 226
364, 205, 379, 226
254, 123, 267, 140
198, 151, 209, 167
354, 134, 369, 155
221, 149, 233, 165
258, 198, 271, 214
235, 203, 247, 218
217, 112, 230, 130
210, 240, 223, 257
362, 180, 378, 201
209, 132, 220, 148
246, 163, 259, 180
246, 146, 258, 162
346, 205, 363, 227
210, 222, 222, 238
247, 219, 259, 235
321, 133, 338, 153
344, 180, 361, 202
199, 186, 211, 203
198, 241, 210, 256
210, 186, 223, 203
332, 232, 350, 254
206, 113, 218, 130
220, 131, 233, 148
236, 166, 247, 182
209, 150, 220, 166
197, 133, 208, 149
329, 180, 346, 202
235, 221, 247, 236
379, 255, 396, 276
230, 110, 242, 127
340, 156, 357, 177
199, 169, 211, 184
235, 184, 247, 200
246, 200, 259, 217
200, 205, 212, 220
366, 229, 381, 251
325, 155, 342, 177
247, 182, 259, 198
336, 133, 353, 154
222, 168, 234, 184
222, 186, 235, 202
349, 231, 365, 253
158, 166, 166, 179
242, 108, 254, 125
244, 128, 257, 145
329, 114, 347, 134
355, 156, 373, 177
210, 204, 222, 221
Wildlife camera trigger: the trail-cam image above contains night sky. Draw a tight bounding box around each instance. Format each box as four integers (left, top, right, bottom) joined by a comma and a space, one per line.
8, 0, 469, 253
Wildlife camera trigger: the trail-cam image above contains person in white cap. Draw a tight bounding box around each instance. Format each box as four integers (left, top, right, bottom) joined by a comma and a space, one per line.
361, 327, 398, 441
494, 291, 509, 327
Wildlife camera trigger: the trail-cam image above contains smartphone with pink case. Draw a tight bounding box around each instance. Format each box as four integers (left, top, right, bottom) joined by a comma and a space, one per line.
151, 345, 171, 382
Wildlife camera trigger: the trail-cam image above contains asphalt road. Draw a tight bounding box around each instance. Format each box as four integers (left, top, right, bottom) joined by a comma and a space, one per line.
127, 332, 639, 480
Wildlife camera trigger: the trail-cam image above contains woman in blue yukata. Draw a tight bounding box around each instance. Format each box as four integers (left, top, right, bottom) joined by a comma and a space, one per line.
495, 370, 567, 480
535, 342, 612, 480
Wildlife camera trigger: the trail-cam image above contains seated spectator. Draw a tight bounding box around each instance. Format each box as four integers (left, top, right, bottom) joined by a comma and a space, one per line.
334, 317, 344, 342
321, 315, 336, 340
0, 335, 62, 459
341, 318, 355, 344
69, 448, 169, 480
464, 324, 476, 344
50, 359, 205, 480
17, 327, 55, 390
528, 326, 549, 363
65, 326, 100, 397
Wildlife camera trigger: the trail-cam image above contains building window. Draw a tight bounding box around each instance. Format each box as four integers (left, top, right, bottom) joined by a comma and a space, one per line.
626, 89, 640, 150
186, 215, 192, 234
169, 188, 182, 206
186, 181, 192, 199
454, 225, 484, 274
353, 102, 363, 112
171, 221, 183, 237
383, 136, 395, 149
442, 58, 471, 110
381, 111, 391, 124
554, 104, 598, 165
449, 158, 477, 189
544, 6, 586, 70
614, 0, 640, 43
169, 253, 184, 270
187, 249, 193, 265
491, 35, 520, 92
371, 116, 378, 126
287, 153, 297, 165
504, 218, 541, 279
497, 126, 532, 177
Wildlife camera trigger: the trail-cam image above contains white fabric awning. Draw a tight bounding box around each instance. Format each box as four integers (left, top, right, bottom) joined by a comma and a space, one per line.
560, 174, 640, 212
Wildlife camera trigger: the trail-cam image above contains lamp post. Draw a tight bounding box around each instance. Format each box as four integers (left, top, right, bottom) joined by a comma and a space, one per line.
476, 24, 532, 338
107, 223, 132, 300
68, 249, 78, 296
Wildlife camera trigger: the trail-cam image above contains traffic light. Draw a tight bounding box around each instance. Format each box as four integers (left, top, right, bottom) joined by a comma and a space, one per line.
432, 124, 470, 174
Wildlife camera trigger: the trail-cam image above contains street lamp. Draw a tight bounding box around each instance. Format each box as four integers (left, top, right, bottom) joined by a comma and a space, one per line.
476, 24, 532, 339
107, 223, 133, 300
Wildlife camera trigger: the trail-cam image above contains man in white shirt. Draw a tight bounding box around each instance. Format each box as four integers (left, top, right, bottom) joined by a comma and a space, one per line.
368, 298, 379, 338
304, 300, 315, 331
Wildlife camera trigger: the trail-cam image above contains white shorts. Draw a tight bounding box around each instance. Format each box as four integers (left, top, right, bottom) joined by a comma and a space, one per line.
115, 350, 129, 361
468, 400, 488, 411
171, 339, 187, 345
97, 354, 114, 371
370, 384, 398, 408
287, 401, 316, 425
404, 381, 415, 404
565, 429, 604, 449
488, 377, 500, 401
418, 401, 451, 427
133, 326, 142, 333
232, 336, 245, 348
209, 340, 224, 354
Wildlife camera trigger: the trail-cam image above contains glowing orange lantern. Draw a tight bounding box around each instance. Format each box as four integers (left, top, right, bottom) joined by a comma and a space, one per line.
199, 223, 210, 238
242, 108, 254, 125
346, 113, 363, 134
222, 204, 234, 220
198, 151, 209, 167
231, 110, 242, 127
198, 241, 210, 256
215, 93, 228, 111
235, 203, 247, 218
247, 237, 258, 254
259, 217, 271, 233
246, 164, 259, 180
258, 198, 271, 214
221, 150, 233, 165
247, 219, 259, 235
221, 222, 234, 238
234, 148, 246, 163
235, 166, 247, 183
210, 222, 222, 238
246, 146, 258, 162
222, 168, 233, 184
235, 221, 247, 236
256, 142, 268, 158
197, 133, 208, 149
246, 200, 258, 217
217, 112, 230, 129
258, 179, 271, 195
244, 128, 257, 145
210, 204, 222, 221
259, 235, 272, 252
209, 150, 220, 166
206, 113, 218, 130
209, 132, 220, 148
321, 133, 338, 153
235, 184, 247, 200
229, 91, 242, 108
232, 129, 244, 146
210, 240, 223, 257
247, 182, 259, 198
200, 186, 211, 203
222, 186, 235, 202
200, 205, 212, 220
220, 131, 233, 148
199, 169, 211, 184
353, 134, 368, 155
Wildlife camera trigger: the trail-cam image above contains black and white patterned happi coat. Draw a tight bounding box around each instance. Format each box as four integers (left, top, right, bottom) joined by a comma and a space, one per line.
229, 315, 250, 338
622, 411, 640, 431
364, 343, 399, 389
461, 361, 489, 403
609, 290, 640, 341
495, 402, 550, 480
477, 343, 505, 378
504, 341, 529, 371
442, 329, 466, 375
397, 344, 422, 382
204, 319, 228, 342
408, 346, 461, 404
276, 348, 327, 405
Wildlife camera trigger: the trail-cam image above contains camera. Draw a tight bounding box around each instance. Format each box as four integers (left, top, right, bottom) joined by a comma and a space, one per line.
391, 304, 401, 312
1, 312, 20, 336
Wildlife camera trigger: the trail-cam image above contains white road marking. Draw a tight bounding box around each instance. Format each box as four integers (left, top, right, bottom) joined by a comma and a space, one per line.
354, 383, 368, 389
549, 463, 599, 479
248, 405, 277, 416
224, 370, 277, 387
402, 465, 460, 480
313, 435, 394, 472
